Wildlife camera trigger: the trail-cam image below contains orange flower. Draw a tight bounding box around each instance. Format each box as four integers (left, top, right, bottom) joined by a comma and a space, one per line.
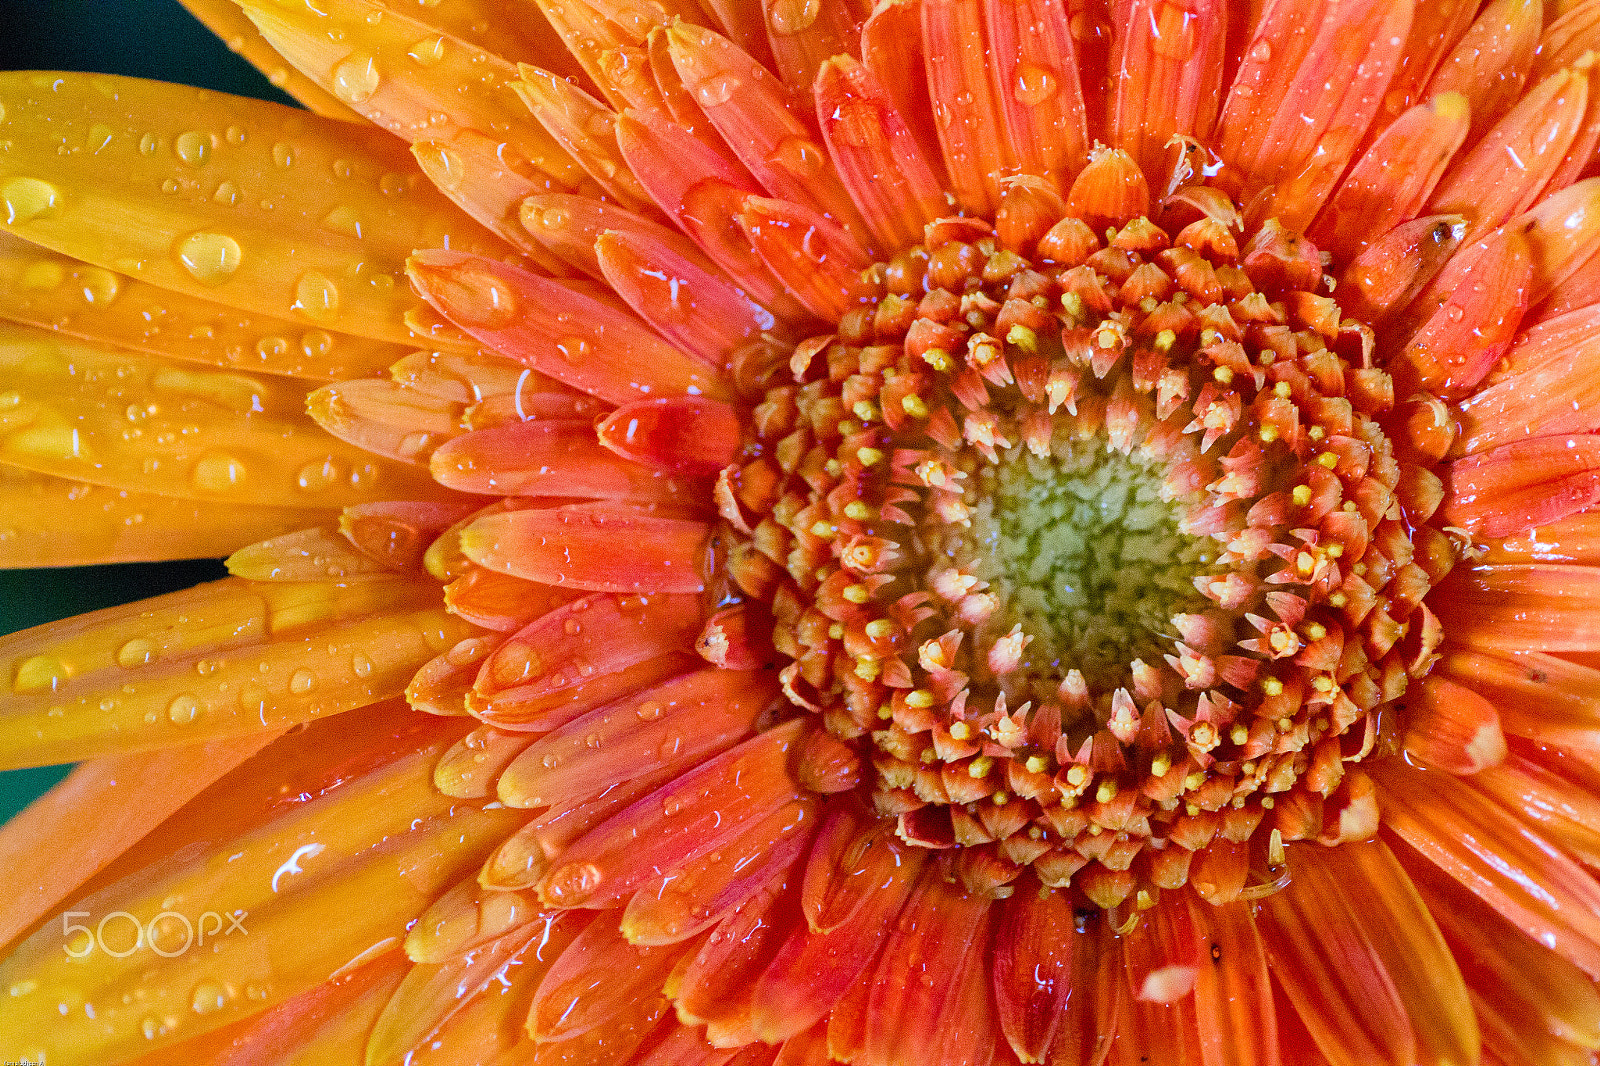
6, 0, 1600, 1063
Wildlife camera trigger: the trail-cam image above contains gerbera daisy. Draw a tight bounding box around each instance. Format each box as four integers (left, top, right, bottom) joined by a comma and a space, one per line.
6, 0, 1600, 1062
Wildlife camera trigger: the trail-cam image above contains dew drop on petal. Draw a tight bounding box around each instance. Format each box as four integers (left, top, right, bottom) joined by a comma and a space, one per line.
408, 37, 445, 66
174, 130, 212, 167
116, 638, 155, 668
1, 177, 61, 224
190, 451, 246, 492
768, 0, 822, 34
174, 232, 242, 285
1014, 63, 1058, 107
289, 669, 316, 694
293, 272, 341, 321
167, 694, 199, 725
80, 267, 120, 305
332, 55, 381, 105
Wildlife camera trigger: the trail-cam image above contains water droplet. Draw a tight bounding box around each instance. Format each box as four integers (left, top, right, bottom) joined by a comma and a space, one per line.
297, 459, 339, 492
191, 982, 228, 1014
225, 125, 246, 146
174, 130, 213, 167
13, 654, 69, 694
272, 142, 295, 168
351, 653, 373, 678
1250, 40, 1272, 62
555, 335, 589, 363
693, 72, 739, 107
116, 638, 156, 668
85, 123, 114, 154
769, 137, 824, 178
9, 979, 39, 997
2, 177, 61, 224
139, 133, 158, 155
332, 55, 381, 105
409, 36, 445, 66
768, 0, 821, 33
293, 272, 340, 321
174, 232, 242, 285
320, 205, 363, 238
212, 181, 241, 207
79, 267, 120, 305
256, 336, 289, 360
167, 694, 199, 724
289, 669, 316, 694
161, 178, 180, 195
1013, 63, 1058, 106
300, 330, 333, 357
191, 451, 246, 491
434, 264, 519, 329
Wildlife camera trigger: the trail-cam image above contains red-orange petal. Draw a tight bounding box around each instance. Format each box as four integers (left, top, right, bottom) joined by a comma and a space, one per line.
461, 501, 711, 594
990, 886, 1075, 1062
987, 0, 1090, 186
1400, 674, 1508, 775
921, 0, 1010, 215
1442, 434, 1600, 537
598, 397, 745, 476
1188, 896, 1281, 1066
738, 196, 875, 322
1424, 0, 1543, 141
1432, 564, 1600, 652
1110, 0, 1226, 185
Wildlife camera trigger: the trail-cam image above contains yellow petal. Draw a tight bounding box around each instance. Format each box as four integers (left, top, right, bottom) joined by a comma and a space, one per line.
0, 465, 328, 568
0, 71, 507, 345
175, 0, 365, 120
0, 230, 412, 380
0, 717, 520, 1064
0, 576, 475, 769
237, 0, 584, 190
0, 324, 447, 507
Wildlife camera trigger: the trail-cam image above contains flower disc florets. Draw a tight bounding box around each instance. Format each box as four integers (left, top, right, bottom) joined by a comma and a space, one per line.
718, 181, 1458, 908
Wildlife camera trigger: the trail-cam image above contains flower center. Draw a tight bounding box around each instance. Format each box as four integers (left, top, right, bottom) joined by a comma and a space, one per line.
720, 189, 1455, 906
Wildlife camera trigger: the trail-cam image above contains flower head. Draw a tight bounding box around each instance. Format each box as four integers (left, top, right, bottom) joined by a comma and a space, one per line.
4, 0, 1600, 1064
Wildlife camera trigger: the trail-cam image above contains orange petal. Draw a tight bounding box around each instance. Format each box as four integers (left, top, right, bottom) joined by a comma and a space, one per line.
1534, 0, 1600, 82
411, 137, 574, 277
0, 576, 471, 769
404, 873, 541, 966
857, 868, 997, 1066
207, 951, 410, 1066
1375, 759, 1600, 979
737, 196, 874, 322
860, 0, 942, 173
761, 0, 864, 92
528, 916, 679, 1042
462, 502, 710, 594
224, 526, 398, 583
1188, 896, 1281, 1066
1312, 93, 1470, 264
443, 567, 580, 633
176, 0, 363, 118
597, 397, 744, 477
1121, 893, 1199, 1004
1454, 305, 1600, 455
1400, 674, 1507, 775
0, 465, 327, 569
497, 667, 773, 810
1442, 435, 1600, 537
987, 0, 1090, 186
1434, 563, 1600, 652
1424, 0, 1543, 141
513, 66, 654, 212
621, 797, 816, 947
595, 228, 778, 364
1110, 0, 1226, 185
0, 731, 279, 954
674, 874, 802, 1044
1513, 177, 1600, 310
432, 419, 696, 502
665, 22, 873, 249
1219, 0, 1414, 230
989, 885, 1075, 1062
537, 720, 809, 909
814, 56, 946, 252
520, 192, 691, 280
407, 249, 730, 404
305, 376, 463, 465
921, 0, 1010, 215
0, 72, 502, 345
1370, 0, 1482, 125
1437, 647, 1600, 760
0, 714, 518, 1063
1485, 511, 1600, 564
1472, 751, 1600, 867
1107, 992, 1201, 1066
1428, 67, 1588, 238
1336, 215, 1466, 327
1410, 855, 1600, 1051
239, 0, 581, 190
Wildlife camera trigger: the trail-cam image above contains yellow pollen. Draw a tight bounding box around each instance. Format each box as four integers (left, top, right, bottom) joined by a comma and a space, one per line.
864, 618, 895, 640
1259, 424, 1279, 443
828, 622, 844, 639
1025, 754, 1049, 774
949, 721, 973, 740
1154, 329, 1176, 352
825, 459, 843, 476
853, 400, 879, 422
1297, 550, 1316, 572
1277, 717, 1293, 731
1230, 724, 1249, 745
855, 659, 881, 680
922, 348, 952, 371
1328, 592, 1348, 607
1327, 543, 1344, 558
810, 520, 837, 538
842, 583, 870, 604
1007, 324, 1038, 351
1273, 381, 1292, 398
857, 447, 885, 466
1096, 780, 1118, 802
1262, 676, 1284, 696
837, 420, 857, 436
1269, 829, 1286, 866
1312, 675, 1335, 692
905, 689, 935, 708
1309, 425, 1326, 440
1151, 754, 1171, 777
992, 791, 1009, 805
877, 704, 893, 720
1066, 765, 1089, 786
1316, 451, 1339, 468
968, 756, 995, 778
1213, 366, 1234, 384
1292, 484, 1312, 506
1305, 622, 1327, 640
902, 394, 929, 418
1185, 772, 1206, 790
844, 501, 872, 521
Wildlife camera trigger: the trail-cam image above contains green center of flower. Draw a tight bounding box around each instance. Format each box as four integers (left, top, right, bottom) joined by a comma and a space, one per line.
944, 440, 1216, 694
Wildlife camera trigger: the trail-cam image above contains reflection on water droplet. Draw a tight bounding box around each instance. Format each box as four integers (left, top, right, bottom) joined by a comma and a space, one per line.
175, 130, 213, 167
409, 36, 445, 66
556, 335, 589, 363
293, 272, 341, 322
225, 125, 246, 146
212, 181, 241, 207
1251, 40, 1272, 62
301, 330, 333, 357
139, 133, 158, 155
768, 0, 821, 34
352, 653, 374, 678
175, 232, 243, 285
2, 177, 61, 224
191, 982, 228, 1014
333, 55, 381, 105
693, 73, 739, 107
433, 263, 519, 329
1014, 63, 1058, 106
297, 458, 339, 492
116, 638, 156, 668
13, 654, 69, 693
167, 694, 199, 724
272, 143, 295, 168
86, 123, 114, 154
191, 451, 246, 491
770, 137, 824, 178
289, 669, 316, 694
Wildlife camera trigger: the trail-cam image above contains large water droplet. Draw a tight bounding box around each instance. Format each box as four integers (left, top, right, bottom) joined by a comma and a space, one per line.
2, 177, 61, 224
191, 982, 229, 1014
409, 36, 445, 66
693, 73, 739, 108
175, 232, 242, 285
289, 669, 316, 694
13, 654, 69, 693
191, 451, 246, 492
320, 205, 363, 238
297, 458, 340, 492
768, 0, 821, 34
174, 130, 213, 167
1014, 63, 1058, 107
293, 272, 341, 321
116, 638, 156, 668
79, 267, 120, 305
167, 693, 199, 724
333, 55, 381, 105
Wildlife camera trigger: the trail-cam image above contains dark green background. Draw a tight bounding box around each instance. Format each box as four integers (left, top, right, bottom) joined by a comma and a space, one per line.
0, 1, 298, 820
